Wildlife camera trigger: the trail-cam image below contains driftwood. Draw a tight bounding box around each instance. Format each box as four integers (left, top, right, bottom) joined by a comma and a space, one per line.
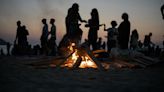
56, 43, 105, 70
131, 55, 161, 68
82, 48, 105, 70
72, 57, 82, 69
55, 51, 75, 68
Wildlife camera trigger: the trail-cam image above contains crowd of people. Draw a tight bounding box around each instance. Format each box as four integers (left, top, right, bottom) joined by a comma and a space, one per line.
0, 3, 164, 58
11, 18, 57, 56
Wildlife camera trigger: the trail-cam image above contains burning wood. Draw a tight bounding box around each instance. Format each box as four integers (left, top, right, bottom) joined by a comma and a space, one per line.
58, 42, 104, 70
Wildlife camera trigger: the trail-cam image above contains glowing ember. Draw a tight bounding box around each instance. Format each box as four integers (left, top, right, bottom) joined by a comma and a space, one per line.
79, 56, 97, 68
67, 43, 76, 51
64, 43, 98, 68
64, 50, 79, 67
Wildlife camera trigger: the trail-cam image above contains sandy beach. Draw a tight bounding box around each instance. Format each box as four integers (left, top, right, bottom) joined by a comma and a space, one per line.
0, 56, 164, 92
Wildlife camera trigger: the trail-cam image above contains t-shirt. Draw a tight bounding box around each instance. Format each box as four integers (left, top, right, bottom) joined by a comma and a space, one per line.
42, 24, 48, 39
50, 25, 56, 39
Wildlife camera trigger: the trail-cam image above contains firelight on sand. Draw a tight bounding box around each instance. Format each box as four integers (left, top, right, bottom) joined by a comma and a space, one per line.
63, 43, 97, 68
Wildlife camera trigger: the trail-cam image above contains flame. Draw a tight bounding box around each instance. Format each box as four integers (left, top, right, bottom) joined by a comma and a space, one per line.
79, 56, 97, 68
64, 50, 79, 67
64, 43, 97, 68
68, 43, 75, 51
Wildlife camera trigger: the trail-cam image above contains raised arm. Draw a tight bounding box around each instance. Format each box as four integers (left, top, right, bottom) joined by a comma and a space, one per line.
99, 24, 104, 27
78, 13, 87, 23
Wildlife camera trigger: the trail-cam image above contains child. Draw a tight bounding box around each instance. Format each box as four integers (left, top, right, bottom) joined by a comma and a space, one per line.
130, 29, 139, 50
104, 21, 118, 52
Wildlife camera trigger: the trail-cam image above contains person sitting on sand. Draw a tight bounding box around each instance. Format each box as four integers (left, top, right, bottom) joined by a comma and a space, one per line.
130, 29, 139, 50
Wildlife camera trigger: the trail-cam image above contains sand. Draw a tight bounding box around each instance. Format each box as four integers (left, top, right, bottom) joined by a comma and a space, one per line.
0, 56, 164, 92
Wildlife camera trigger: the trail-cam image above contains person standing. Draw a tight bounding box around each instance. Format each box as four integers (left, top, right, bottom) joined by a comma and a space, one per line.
85, 8, 102, 50
40, 18, 49, 55
143, 32, 152, 48
65, 7, 72, 35
49, 18, 57, 55
65, 3, 86, 45
22, 25, 29, 47
15, 21, 22, 45
118, 13, 131, 49
97, 37, 102, 50
102, 41, 106, 50
68, 3, 86, 36
143, 33, 154, 56
104, 21, 118, 52
138, 40, 143, 49
0, 49, 4, 56
7, 42, 11, 55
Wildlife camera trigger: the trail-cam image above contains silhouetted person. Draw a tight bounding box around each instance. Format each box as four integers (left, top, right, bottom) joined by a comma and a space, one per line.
65, 7, 72, 34
27, 44, 33, 55
68, 3, 86, 36
118, 13, 131, 49
40, 18, 48, 55
81, 39, 90, 49
11, 43, 17, 55
102, 41, 106, 50
63, 3, 86, 46
0, 49, 4, 56
49, 18, 57, 56
14, 20, 28, 55
161, 4, 164, 19
16, 25, 29, 55
155, 45, 161, 57
150, 44, 155, 56
15, 21, 22, 45
33, 44, 40, 55
144, 33, 154, 56
130, 29, 139, 50
85, 8, 102, 50
138, 40, 143, 49
22, 25, 29, 46
143, 32, 152, 48
6, 42, 11, 55
97, 37, 102, 50
104, 21, 118, 52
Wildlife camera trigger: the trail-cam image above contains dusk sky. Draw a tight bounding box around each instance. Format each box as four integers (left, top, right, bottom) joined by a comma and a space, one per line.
0, 0, 163, 46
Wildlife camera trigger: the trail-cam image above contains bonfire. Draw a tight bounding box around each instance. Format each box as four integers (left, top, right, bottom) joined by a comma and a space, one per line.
59, 42, 104, 70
